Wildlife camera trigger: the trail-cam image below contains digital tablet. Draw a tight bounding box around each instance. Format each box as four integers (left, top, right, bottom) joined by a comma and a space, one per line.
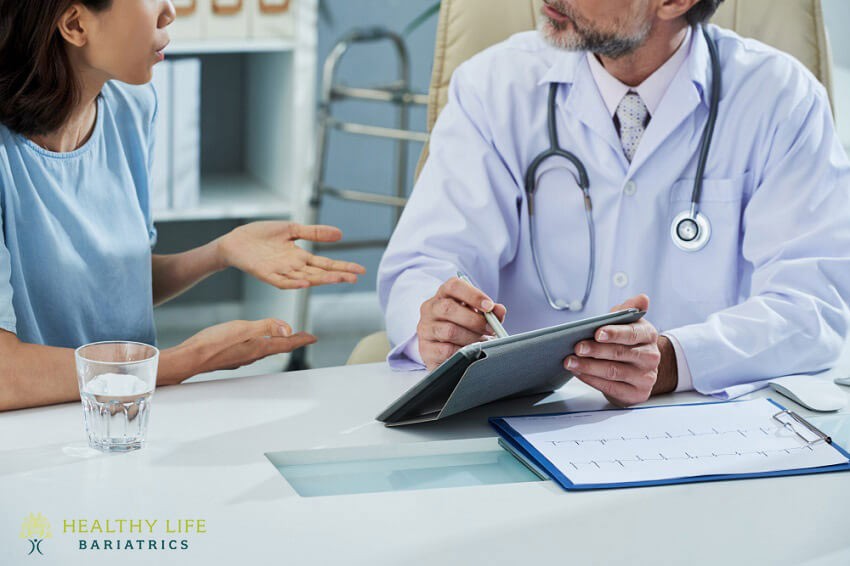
377, 308, 646, 426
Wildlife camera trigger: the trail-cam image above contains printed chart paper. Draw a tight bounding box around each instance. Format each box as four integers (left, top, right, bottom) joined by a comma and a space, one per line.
502, 399, 848, 486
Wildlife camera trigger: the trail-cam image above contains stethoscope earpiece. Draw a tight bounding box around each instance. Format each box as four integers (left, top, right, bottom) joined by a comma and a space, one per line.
671, 210, 711, 252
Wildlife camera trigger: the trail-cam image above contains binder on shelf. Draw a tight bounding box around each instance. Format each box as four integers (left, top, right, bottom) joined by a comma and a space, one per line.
491, 398, 850, 491
250, 0, 296, 39
208, 0, 250, 40
169, 0, 207, 41
151, 62, 172, 213
170, 59, 202, 211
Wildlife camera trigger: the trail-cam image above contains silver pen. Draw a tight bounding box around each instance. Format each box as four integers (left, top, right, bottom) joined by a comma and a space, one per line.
456, 271, 510, 339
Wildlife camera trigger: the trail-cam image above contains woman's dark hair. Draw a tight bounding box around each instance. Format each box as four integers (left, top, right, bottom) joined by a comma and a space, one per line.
0, 0, 113, 136
686, 0, 725, 25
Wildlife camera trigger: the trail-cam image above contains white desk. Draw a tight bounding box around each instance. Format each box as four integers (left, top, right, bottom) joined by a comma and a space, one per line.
2, 363, 849, 565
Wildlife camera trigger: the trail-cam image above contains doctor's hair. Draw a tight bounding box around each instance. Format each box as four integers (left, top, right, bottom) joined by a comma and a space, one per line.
0, 0, 114, 136
686, 0, 725, 25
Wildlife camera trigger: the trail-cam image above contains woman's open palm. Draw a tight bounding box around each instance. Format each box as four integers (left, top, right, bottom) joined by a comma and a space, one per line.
218, 221, 366, 290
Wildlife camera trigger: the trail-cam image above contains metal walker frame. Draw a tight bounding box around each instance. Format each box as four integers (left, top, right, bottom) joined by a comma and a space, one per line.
288, 27, 429, 370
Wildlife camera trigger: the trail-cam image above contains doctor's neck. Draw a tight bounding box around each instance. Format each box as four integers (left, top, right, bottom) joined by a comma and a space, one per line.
595, 19, 689, 87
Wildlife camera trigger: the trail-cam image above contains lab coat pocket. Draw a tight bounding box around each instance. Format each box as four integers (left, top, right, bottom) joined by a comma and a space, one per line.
667, 172, 751, 309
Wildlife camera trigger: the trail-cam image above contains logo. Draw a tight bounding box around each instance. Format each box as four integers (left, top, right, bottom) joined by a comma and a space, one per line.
19, 513, 52, 556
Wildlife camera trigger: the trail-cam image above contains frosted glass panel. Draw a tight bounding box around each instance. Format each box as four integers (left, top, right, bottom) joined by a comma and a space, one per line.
267, 439, 543, 497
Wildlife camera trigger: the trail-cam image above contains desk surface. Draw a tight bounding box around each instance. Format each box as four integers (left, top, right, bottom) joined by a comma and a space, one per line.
2, 363, 849, 565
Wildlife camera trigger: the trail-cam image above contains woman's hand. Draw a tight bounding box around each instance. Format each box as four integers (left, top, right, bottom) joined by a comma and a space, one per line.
159, 319, 316, 384
216, 222, 366, 289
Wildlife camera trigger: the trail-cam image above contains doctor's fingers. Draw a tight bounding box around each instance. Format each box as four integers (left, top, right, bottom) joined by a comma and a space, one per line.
422, 342, 461, 371
596, 319, 658, 346
565, 355, 656, 387
420, 321, 484, 347
427, 298, 492, 335
573, 374, 651, 408
439, 277, 497, 313
574, 341, 661, 369
609, 293, 650, 314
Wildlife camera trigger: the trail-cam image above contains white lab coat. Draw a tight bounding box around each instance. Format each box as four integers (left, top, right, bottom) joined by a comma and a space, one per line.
378, 25, 850, 398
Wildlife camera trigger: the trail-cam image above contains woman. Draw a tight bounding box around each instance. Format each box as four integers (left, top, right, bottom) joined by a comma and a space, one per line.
0, 0, 365, 411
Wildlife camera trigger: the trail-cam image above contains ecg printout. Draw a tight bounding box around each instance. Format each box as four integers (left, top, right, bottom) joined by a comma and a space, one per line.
503, 399, 849, 485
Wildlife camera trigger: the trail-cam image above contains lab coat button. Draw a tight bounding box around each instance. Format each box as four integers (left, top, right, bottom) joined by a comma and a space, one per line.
624, 181, 637, 196
613, 272, 629, 288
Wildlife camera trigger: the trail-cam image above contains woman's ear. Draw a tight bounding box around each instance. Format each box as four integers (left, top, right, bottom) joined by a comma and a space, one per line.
56, 4, 89, 48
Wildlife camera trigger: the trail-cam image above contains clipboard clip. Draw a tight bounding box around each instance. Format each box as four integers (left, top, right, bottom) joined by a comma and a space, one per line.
773, 410, 832, 446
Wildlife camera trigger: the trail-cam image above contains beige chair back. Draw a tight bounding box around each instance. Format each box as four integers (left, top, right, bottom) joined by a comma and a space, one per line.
416, 0, 834, 174
347, 331, 392, 365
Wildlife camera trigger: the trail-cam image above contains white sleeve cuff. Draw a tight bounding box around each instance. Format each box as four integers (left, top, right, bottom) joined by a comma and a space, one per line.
386, 332, 426, 371
663, 333, 694, 393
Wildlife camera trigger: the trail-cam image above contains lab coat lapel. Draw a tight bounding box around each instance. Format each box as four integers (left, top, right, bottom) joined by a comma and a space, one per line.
628, 27, 713, 174
626, 68, 701, 174
559, 58, 626, 166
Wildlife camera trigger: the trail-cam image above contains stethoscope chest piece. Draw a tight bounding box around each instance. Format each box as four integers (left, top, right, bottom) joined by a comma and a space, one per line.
671, 210, 711, 252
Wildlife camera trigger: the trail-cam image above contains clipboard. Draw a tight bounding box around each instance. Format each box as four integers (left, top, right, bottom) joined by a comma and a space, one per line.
490, 399, 850, 491
376, 308, 646, 426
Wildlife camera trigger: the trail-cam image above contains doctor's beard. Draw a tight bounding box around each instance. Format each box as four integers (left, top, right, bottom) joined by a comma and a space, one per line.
539, 0, 652, 59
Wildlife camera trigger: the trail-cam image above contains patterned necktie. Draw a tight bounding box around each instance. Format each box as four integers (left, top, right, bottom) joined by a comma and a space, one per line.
615, 91, 649, 162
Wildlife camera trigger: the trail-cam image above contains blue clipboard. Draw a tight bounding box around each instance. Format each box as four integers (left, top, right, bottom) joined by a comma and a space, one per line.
489, 399, 850, 491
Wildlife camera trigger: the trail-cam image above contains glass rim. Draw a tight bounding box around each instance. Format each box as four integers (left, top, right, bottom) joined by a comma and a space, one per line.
74, 340, 160, 366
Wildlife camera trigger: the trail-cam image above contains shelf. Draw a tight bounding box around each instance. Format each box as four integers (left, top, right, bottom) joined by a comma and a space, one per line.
167, 38, 296, 56
154, 174, 294, 222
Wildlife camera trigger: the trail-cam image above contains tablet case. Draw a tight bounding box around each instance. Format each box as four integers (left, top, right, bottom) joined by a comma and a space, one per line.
377, 308, 645, 426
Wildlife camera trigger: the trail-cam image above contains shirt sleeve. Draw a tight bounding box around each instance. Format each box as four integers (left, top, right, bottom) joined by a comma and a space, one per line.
145, 83, 159, 249
0, 201, 16, 335
666, 84, 850, 399
378, 63, 522, 370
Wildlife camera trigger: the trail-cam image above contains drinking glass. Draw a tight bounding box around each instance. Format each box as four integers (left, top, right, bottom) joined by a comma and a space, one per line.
75, 341, 159, 452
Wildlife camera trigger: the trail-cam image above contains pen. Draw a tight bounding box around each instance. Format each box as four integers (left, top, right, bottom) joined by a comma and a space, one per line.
456, 271, 510, 339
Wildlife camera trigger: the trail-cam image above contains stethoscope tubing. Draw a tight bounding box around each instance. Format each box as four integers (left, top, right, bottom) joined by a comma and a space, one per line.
525, 25, 720, 311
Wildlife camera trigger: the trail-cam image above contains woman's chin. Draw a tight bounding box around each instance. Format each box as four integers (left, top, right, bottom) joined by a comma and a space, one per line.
117, 69, 156, 86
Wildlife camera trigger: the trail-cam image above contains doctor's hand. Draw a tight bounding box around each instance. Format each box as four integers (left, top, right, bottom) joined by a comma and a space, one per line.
216, 221, 366, 289
418, 277, 507, 371
564, 295, 678, 407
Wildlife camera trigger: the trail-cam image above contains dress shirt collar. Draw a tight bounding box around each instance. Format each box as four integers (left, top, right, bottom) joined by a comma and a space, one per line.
585, 25, 693, 117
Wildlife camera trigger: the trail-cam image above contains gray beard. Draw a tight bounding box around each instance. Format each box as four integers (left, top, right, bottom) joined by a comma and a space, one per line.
539, 18, 651, 59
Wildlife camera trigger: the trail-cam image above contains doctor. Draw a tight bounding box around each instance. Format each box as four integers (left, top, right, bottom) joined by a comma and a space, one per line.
378, 0, 850, 406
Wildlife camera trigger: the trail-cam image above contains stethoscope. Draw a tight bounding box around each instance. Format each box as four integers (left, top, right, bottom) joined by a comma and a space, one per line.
524, 26, 721, 312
